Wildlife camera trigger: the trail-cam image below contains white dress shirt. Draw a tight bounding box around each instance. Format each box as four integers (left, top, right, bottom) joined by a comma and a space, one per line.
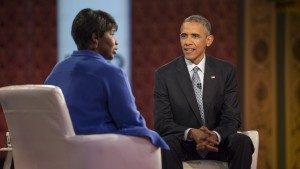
183, 56, 221, 143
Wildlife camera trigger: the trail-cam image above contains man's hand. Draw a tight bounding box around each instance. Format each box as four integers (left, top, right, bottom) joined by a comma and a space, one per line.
188, 128, 209, 143
189, 126, 219, 152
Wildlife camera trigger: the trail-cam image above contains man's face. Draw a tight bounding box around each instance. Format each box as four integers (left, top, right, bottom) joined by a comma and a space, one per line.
180, 21, 213, 64
96, 29, 118, 60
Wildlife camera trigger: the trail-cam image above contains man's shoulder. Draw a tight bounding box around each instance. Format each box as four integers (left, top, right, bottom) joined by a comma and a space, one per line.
155, 56, 183, 74
207, 56, 235, 70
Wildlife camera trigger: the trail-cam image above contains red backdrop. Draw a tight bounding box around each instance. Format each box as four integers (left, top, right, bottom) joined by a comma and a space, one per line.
0, 0, 56, 158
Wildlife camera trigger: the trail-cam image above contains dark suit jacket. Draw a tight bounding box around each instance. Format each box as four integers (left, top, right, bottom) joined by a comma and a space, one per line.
154, 56, 241, 144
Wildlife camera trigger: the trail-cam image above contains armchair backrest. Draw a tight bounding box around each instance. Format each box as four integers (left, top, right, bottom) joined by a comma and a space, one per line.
0, 85, 162, 169
0, 85, 75, 137
0, 85, 77, 169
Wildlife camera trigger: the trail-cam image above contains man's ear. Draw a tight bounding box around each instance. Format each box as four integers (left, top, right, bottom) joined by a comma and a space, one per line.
206, 35, 214, 47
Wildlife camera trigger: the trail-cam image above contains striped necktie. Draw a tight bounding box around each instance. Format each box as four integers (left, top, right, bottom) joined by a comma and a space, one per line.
192, 66, 205, 126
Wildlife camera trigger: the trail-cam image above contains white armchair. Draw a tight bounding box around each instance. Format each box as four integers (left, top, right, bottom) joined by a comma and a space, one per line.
182, 130, 259, 169
0, 85, 161, 169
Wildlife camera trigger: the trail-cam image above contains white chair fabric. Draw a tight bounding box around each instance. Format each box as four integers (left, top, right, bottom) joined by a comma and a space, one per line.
0, 85, 161, 169
0, 132, 13, 169
183, 130, 259, 169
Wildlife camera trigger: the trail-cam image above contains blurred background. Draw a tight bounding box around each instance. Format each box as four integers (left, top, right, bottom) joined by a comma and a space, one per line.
0, 0, 299, 169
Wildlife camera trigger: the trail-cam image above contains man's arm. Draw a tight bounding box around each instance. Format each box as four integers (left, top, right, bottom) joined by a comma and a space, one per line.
153, 70, 188, 137
214, 65, 241, 143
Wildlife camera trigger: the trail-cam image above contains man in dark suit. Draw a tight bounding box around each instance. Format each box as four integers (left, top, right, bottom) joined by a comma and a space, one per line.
154, 15, 254, 169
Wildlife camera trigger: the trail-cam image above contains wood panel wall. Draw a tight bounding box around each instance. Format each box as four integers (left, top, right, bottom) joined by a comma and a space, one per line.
244, 0, 277, 169
285, 11, 300, 169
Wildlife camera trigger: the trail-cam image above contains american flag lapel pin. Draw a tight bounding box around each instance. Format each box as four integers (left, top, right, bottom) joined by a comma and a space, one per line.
211, 75, 215, 79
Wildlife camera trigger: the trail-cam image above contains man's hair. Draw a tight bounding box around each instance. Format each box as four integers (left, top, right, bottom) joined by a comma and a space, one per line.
183, 15, 212, 35
71, 8, 118, 50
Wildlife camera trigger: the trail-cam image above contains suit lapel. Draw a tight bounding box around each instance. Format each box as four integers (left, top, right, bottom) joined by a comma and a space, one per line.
175, 57, 203, 123
203, 57, 217, 117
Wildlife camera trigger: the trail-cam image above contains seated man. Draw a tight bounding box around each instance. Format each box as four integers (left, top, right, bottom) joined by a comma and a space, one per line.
153, 15, 253, 169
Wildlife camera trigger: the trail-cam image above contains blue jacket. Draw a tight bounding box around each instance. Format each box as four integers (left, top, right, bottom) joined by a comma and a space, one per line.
45, 50, 169, 149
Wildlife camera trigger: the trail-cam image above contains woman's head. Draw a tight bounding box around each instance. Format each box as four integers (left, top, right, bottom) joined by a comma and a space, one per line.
71, 8, 118, 59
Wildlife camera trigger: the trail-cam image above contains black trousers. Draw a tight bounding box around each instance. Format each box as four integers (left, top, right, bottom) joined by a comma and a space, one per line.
161, 133, 254, 169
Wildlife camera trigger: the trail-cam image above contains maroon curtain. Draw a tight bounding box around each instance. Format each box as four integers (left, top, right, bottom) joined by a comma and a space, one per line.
0, 0, 56, 159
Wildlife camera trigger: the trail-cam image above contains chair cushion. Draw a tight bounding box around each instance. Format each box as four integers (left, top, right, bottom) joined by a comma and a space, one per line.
182, 130, 259, 169
183, 160, 228, 169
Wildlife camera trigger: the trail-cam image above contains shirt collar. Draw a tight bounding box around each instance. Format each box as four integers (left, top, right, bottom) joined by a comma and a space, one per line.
71, 50, 106, 61
185, 55, 206, 73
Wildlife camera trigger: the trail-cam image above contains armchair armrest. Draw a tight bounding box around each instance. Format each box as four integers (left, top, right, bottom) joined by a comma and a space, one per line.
67, 134, 162, 169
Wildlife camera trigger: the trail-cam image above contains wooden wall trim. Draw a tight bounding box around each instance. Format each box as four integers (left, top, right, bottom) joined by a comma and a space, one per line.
244, 0, 277, 168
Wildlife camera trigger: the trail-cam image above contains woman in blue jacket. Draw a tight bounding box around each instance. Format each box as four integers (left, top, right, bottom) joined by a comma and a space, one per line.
45, 8, 168, 150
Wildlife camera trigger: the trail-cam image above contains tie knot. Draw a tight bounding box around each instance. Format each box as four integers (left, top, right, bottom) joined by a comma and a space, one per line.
193, 66, 200, 73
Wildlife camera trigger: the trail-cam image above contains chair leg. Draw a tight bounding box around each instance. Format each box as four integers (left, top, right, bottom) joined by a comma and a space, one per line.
3, 151, 12, 169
